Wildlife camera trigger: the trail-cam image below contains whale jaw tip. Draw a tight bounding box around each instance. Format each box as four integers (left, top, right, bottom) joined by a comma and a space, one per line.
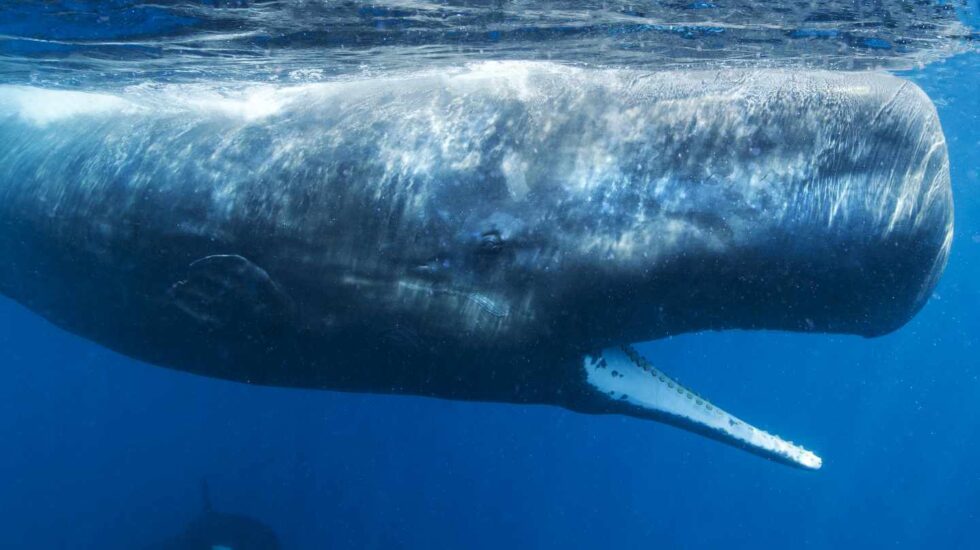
584, 345, 822, 470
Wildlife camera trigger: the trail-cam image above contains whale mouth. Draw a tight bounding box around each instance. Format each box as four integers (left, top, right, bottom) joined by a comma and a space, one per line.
584, 346, 822, 469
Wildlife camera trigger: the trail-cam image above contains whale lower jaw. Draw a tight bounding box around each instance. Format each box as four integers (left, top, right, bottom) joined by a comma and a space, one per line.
584, 346, 822, 470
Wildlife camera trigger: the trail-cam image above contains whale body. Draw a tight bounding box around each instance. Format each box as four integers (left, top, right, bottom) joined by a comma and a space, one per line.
0, 63, 953, 468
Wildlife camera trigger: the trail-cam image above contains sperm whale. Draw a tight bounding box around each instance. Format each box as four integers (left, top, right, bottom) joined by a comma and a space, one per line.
0, 63, 953, 468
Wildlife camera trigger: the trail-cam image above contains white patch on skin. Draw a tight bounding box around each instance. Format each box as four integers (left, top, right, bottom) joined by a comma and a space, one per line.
191, 88, 285, 120
501, 152, 529, 200
166, 84, 316, 121
0, 86, 136, 126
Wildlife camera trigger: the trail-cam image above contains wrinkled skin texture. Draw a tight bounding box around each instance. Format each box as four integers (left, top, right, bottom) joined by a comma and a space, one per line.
0, 64, 952, 412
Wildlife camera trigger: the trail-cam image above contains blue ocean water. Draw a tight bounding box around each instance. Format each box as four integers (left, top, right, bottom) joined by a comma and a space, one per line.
1, 2, 979, 549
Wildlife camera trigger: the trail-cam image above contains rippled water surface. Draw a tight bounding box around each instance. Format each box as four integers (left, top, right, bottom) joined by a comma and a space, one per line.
1, 0, 977, 86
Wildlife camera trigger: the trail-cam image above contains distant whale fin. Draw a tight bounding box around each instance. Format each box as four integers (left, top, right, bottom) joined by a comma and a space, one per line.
583, 346, 822, 470
169, 254, 293, 331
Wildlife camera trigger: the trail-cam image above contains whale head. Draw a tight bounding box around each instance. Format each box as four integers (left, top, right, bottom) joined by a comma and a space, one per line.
350, 66, 952, 349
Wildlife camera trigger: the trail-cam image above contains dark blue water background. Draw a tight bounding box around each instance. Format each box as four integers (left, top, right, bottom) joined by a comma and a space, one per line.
1, 2, 979, 548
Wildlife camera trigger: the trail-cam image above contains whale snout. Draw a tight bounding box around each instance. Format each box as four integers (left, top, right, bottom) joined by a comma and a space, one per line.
582, 72, 953, 342
775, 77, 953, 337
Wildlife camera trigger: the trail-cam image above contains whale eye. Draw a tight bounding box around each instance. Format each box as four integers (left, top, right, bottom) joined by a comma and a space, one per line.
478, 229, 504, 254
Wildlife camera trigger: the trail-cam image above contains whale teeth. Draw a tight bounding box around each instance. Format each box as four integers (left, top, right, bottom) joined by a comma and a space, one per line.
583, 345, 823, 470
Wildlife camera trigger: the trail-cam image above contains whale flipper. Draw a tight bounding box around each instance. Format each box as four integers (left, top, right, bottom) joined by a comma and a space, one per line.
584, 346, 822, 470
169, 254, 292, 331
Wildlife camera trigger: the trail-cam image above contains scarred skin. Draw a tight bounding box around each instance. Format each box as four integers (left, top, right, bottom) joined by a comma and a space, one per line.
0, 63, 952, 422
